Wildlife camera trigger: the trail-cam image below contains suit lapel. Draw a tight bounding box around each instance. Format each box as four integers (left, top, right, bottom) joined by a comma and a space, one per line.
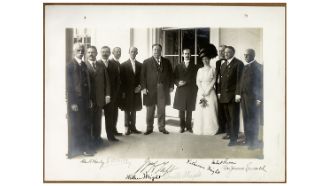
126, 60, 134, 75
151, 57, 159, 72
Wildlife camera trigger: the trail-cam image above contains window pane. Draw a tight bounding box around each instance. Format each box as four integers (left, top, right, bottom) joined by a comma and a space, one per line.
164, 30, 179, 55
182, 29, 196, 55
165, 56, 179, 71
197, 28, 210, 52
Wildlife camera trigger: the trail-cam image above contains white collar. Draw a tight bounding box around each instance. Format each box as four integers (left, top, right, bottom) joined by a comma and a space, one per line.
154, 56, 161, 62
74, 57, 83, 65
101, 58, 109, 62
113, 57, 120, 62
88, 59, 96, 64
249, 60, 256, 64
227, 57, 234, 64
130, 58, 136, 63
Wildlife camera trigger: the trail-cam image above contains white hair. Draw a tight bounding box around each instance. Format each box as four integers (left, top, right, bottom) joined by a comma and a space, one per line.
73, 42, 85, 51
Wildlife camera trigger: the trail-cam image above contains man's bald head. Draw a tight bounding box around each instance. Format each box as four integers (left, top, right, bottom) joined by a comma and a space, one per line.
129, 46, 138, 60
112, 47, 121, 60
244, 49, 256, 63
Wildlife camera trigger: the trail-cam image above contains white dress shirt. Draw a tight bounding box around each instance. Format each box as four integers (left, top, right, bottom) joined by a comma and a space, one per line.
154, 57, 161, 65
102, 58, 109, 68
227, 57, 234, 65
74, 57, 83, 65
183, 60, 189, 68
130, 58, 136, 73
88, 60, 97, 69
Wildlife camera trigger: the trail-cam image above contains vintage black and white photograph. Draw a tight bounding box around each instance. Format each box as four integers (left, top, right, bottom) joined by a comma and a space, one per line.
44, 3, 286, 182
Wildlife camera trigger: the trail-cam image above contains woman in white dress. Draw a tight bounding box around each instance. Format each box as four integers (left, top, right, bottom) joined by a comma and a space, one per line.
193, 44, 219, 135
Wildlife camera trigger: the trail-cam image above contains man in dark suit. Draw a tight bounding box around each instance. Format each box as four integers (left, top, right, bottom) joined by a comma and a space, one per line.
173, 48, 198, 133
85, 46, 111, 146
120, 47, 143, 135
141, 44, 174, 135
100, 46, 119, 141
219, 46, 244, 146
107, 47, 123, 136
215, 45, 229, 137
240, 49, 263, 150
66, 43, 94, 158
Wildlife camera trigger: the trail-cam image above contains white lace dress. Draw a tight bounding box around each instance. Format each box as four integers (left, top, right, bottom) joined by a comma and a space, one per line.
193, 67, 219, 135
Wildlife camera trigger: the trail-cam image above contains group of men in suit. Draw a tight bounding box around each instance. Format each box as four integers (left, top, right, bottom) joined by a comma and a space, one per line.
215, 45, 263, 149
66, 43, 144, 157
66, 42, 263, 158
66, 43, 177, 157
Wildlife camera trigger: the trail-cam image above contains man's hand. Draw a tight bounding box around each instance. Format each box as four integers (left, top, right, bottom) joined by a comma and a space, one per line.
217, 94, 221, 99
134, 85, 141, 93
105, 96, 111, 104
256, 100, 261, 106
235, 95, 241, 103
170, 88, 174, 92
178, 80, 186, 87
71, 104, 78, 112
142, 88, 148, 95
89, 100, 93, 108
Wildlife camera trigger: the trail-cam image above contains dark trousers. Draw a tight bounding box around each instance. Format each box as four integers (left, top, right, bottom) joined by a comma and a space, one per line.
91, 105, 102, 140
103, 102, 118, 139
146, 84, 166, 132
241, 96, 260, 146
223, 102, 240, 142
67, 101, 92, 156
125, 111, 137, 130
217, 101, 228, 133
179, 110, 192, 130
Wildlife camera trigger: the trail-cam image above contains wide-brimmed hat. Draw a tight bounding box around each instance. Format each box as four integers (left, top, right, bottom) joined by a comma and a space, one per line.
198, 43, 218, 59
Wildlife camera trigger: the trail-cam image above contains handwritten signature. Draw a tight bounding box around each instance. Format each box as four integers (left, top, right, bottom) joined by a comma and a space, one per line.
81, 158, 106, 169
126, 158, 177, 181
80, 158, 131, 169
186, 159, 221, 175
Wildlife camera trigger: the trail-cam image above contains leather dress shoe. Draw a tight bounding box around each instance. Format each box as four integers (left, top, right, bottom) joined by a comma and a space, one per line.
125, 130, 131, 135
144, 131, 153, 135
108, 136, 119, 142
160, 130, 169, 134
238, 140, 249, 146
114, 132, 123, 136
222, 134, 230, 139
180, 128, 185, 133
186, 128, 193, 133
125, 127, 131, 135
131, 129, 142, 134
228, 141, 237, 146
82, 151, 95, 156
94, 137, 103, 146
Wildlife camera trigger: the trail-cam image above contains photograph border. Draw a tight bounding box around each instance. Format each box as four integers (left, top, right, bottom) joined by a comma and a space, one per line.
43, 2, 287, 183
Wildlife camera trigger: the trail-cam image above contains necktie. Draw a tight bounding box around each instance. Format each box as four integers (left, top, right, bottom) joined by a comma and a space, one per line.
92, 62, 96, 70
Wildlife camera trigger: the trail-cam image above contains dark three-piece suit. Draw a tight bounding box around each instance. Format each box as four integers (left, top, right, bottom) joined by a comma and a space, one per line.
86, 60, 110, 142
240, 61, 263, 146
103, 58, 121, 139
173, 61, 198, 131
66, 58, 92, 157
120, 59, 143, 132
140, 56, 174, 132
218, 57, 244, 143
